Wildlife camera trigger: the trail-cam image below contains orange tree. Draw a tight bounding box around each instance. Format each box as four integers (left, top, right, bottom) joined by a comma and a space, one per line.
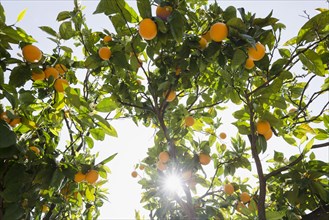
1, 0, 329, 219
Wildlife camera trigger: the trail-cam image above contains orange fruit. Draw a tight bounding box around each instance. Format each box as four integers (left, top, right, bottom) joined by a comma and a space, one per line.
247, 42, 266, 61
156, 5, 173, 20
184, 116, 195, 127
223, 183, 234, 195
164, 90, 176, 102
159, 151, 170, 163
44, 67, 59, 79
157, 161, 167, 171
263, 128, 273, 141
42, 205, 49, 213
175, 67, 181, 76
139, 164, 145, 170
240, 192, 251, 203
31, 70, 45, 81
219, 132, 227, 139
0, 112, 10, 123
54, 79, 69, 93
256, 120, 271, 135
199, 37, 208, 50
74, 171, 86, 183
98, 47, 112, 60
103, 35, 112, 43
210, 22, 228, 42
22, 45, 42, 63
236, 202, 246, 213
85, 170, 99, 184
202, 31, 211, 42
29, 146, 40, 155
245, 58, 255, 69
199, 153, 211, 165
131, 171, 138, 178
9, 117, 21, 127
139, 18, 157, 40
55, 64, 67, 75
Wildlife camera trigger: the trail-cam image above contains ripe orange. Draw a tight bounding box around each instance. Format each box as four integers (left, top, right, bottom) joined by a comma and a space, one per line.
210, 22, 228, 42
157, 161, 167, 171
74, 171, 86, 183
139, 164, 145, 170
159, 151, 170, 163
184, 116, 195, 127
139, 18, 157, 40
256, 120, 271, 135
240, 192, 251, 203
0, 112, 10, 123
245, 58, 255, 69
156, 5, 173, 20
236, 202, 246, 213
98, 47, 112, 60
103, 35, 112, 43
31, 70, 45, 81
22, 44, 42, 63
199, 37, 208, 50
44, 67, 59, 79
199, 153, 211, 165
131, 171, 138, 178
85, 170, 99, 184
42, 205, 49, 213
247, 42, 266, 61
54, 79, 69, 93
165, 90, 176, 102
219, 132, 227, 139
29, 146, 40, 155
175, 67, 181, 76
263, 128, 273, 141
55, 64, 67, 75
202, 31, 211, 42
9, 117, 21, 127
223, 183, 234, 195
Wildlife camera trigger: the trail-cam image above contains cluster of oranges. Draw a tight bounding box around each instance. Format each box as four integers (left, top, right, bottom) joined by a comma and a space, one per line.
74, 169, 99, 184
0, 110, 21, 127
98, 35, 113, 61
21, 44, 69, 93
256, 120, 273, 141
223, 183, 254, 212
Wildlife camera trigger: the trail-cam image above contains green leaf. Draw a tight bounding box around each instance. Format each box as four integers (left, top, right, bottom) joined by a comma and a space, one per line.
168, 10, 185, 43
299, 49, 326, 76
274, 151, 284, 162
0, 3, 5, 23
93, 114, 118, 137
85, 55, 101, 69
231, 49, 246, 69
311, 182, 328, 202
283, 134, 297, 146
303, 137, 314, 154
85, 136, 94, 149
2, 203, 24, 220
297, 11, 329, 43
57, 11, 71, 21
39, 26, 58, 37
59, 21, 74, 40
16, 8, 27, 23
111, 51, 131, 70
9, 65, 31, 88
256, 135, 267, 153
266, 211, 286, 220
86, 187, 96, 202
90, 128, 105, 141
137, 0, 152, 19
94, 0, 139, 23
96, 97, 117, 112
223, 6, 237, 21
97, 153, 118, 165
227, 18, 246, 31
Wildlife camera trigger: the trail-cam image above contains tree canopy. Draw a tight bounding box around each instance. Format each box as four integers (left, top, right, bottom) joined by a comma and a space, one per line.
0, 0, 328, 219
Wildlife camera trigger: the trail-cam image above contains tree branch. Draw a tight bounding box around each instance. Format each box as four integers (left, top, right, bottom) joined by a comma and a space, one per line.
312, 142, 329, 149
265, 153, 304, 181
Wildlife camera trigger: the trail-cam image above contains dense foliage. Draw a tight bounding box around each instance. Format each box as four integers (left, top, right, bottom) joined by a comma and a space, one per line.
0, 0, 328, 219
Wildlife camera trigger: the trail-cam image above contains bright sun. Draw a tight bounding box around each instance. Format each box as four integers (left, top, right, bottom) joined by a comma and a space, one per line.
163, 173, 186, 197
